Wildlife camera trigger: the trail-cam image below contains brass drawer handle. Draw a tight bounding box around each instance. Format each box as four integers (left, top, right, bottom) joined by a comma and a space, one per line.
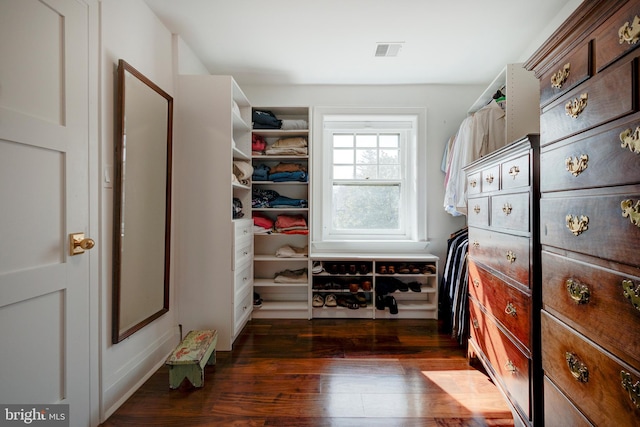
469, 179, 477, 188
505, 360, 517, 375
551, 63, 571, 89
566, 214, 589, 236
474, 205, 481, 214
505, 302, 517, 317
620, 127, 640, 154
621, 370, 640, 409
472, 240, 480, 248
472, 318, 479, 329
619, 15, 640, 45
506, 250, 516, 264
622, 279, 640, 312
508, 165, 520, 178
485, 174, 494, 184
502, 203, 512, 215
566, 278, 590, 304
565, 352, 589, 383
473, 278, 480, 287
565, 154, 589, 176
565, 93, 588, 118
621, 199, 640, 228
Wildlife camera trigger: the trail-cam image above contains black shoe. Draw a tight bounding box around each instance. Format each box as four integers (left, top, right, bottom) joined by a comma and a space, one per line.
375, 295, 386, 310
253, 292, 263, 307
397, 281, 409, 292
408, 281, 421, 292
385, 296, 398, 314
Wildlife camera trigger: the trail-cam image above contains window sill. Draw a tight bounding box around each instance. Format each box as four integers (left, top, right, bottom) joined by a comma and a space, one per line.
311, 240, 430, 255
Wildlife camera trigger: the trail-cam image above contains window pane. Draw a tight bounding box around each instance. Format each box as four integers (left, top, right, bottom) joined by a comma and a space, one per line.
332, 184, 400, 229
355, 165, 377, 179
333, 165, 353, 179
379, 165, 400, 179
333, 149, 354, 164
355, 134, 376, 147
333, 134, 353, 147
356, 149, 377, 164
379, 134, 399, 148
380, 149, 399, 164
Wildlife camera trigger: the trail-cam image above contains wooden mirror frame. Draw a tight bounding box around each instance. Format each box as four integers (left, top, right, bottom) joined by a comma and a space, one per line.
112, 59, 173, 343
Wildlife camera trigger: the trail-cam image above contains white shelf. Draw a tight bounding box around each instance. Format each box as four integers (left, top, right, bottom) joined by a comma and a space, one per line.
253, 278, 308, 288
254, 255, 309, 261
233, 146, 250, 160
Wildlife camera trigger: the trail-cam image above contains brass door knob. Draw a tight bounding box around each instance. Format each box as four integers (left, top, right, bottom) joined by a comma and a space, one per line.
70, 232, 95, 256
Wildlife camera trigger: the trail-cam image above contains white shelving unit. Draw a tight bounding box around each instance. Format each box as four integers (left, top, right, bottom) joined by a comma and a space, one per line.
310, 254, 439, 319
251, 106, 312, 319
175, 75, 253, 350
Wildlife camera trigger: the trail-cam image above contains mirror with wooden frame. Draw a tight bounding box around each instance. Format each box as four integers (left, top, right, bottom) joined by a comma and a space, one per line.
112, 59, 173, 343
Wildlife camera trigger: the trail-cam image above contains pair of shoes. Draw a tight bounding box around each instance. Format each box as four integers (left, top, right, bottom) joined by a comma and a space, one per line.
253, 292, 263, 307
354, 292, 367, 307
385, 296, 398, 314
312, 293, 325, 307
378, 265, 397, 274
324, 294, 337, 307
349, 282, 360, 293
421, 264, 436, 274
359, 264, 370, 275
336, 295, 359, 309
361, 280, 372, 291
375, 295, 386, 310
408, 282, 421, 292
312, 261, 324, 274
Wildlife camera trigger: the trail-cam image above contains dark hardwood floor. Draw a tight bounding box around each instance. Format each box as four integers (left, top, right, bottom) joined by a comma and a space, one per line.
100, 319, 514, 426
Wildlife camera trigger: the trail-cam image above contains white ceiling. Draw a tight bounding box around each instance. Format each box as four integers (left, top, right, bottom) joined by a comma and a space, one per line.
144, 0, 581, 87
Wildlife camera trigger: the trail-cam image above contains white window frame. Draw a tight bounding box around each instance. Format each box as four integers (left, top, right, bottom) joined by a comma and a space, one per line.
312, 107, 429, 253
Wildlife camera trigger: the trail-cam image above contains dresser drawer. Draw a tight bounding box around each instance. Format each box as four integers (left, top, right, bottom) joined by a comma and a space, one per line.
540, 190, 640, 266
469, 298, 531, 420
491, 192, 530, 232
234, 218, 253, 244
482, 165, 500, 193
540, 113, 640, 193
467, 197, 489, 227
467, 171, 481, 196
540, 59, 635, 144
543, 376, 594, 427
233, 237, 253, 269
500, 153, 530, 191
468, 259, 531, 350
541, 311, 640, 427
469, 227, 531, 288
594, 0, 640, 72
234, 284, 253, 335
540, 42, 591, 108
542, 250, 640, 368
234, 261, 253, 294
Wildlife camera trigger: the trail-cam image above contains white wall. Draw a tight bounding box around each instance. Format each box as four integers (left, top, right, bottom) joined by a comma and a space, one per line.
99, 0, 187, 420
243, 84, 482, 266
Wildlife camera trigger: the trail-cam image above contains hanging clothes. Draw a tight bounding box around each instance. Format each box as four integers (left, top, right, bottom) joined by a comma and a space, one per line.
439, 227, 469, 345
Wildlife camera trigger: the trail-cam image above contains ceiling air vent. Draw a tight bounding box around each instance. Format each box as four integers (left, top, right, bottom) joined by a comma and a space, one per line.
375, 43, 403, 57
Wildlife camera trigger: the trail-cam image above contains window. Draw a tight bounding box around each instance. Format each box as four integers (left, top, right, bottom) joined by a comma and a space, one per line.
312, 108, 428, 252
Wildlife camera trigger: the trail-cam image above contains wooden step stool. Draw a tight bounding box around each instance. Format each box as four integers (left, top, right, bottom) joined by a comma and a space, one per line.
165, 329, 218, 389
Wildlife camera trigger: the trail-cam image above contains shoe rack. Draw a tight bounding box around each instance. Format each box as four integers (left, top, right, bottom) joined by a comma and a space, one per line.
310, 255, 439, 319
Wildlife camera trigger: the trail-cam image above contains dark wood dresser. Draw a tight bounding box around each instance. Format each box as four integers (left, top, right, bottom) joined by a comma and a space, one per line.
525, 1, 640, 425
464, 134, 541, 427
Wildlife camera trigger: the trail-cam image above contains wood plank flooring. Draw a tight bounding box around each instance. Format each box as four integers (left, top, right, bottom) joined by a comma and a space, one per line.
100, 319, 514, 426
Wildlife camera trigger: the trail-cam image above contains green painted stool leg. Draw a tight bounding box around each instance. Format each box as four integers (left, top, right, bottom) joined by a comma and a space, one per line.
168, 364, 205, 389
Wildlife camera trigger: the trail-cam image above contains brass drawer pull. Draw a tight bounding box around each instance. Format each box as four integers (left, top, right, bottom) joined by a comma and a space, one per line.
621, 199, 640, 228
472, 240, 480, 248
619, 15, 640, 45
474, 205, 481, 214
504, 302, 517, 317
505, 360, 517, 375
565, 352, 589, 383
551, 63, 571, 89
473, 278, 480, 288
621, 371, 640, 409
502, 203, 512, 215
472, 318, 480, 329
622, 279, 640, 312
566, 278, 590, 304
469, 179, 477, 188
565, 93, 588, 118
485, 174, 494, 184
566, 214, 589, 236
565, 154, 589, 176
620, 127, 640, 154
508, 165, 520, 178
506, 250, 516, 264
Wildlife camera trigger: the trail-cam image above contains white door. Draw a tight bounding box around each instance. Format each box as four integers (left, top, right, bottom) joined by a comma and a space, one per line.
0, 0, 94, 425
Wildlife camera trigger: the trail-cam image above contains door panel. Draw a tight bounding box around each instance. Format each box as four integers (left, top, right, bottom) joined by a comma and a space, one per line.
0, 0, 91, 424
